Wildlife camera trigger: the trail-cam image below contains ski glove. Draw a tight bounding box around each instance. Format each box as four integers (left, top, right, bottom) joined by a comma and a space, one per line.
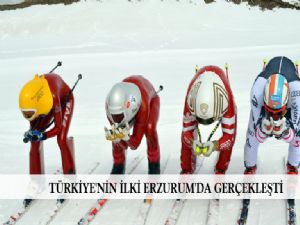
24, 130, 46, 142
201, 141, 218, 157
260, 117, 273, 136
105, 124, 130, 142
193, 140, 217, 157
273, 117, 291, 139
192, 140, 202, 155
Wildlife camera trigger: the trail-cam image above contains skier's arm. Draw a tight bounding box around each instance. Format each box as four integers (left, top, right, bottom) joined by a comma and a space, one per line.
181, 102, 197, 150
126, 102, 148, 150
249, 77, 269, 143
44, 96, 62, 139
278, 81, 300, 143
217, 100, 236, 151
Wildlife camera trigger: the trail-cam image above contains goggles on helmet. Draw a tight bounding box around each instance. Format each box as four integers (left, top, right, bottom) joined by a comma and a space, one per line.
264, 104, 287, 121
21, 109, 37, 121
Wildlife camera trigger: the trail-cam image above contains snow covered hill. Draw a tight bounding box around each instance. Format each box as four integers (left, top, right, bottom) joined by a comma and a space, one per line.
0, 1, 300, 224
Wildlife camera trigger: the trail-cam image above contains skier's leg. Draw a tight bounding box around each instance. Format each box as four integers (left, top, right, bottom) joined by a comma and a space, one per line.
287, 141, 300, 172
244, 111, 260, 169
111, 141, 127, 174
145, 95, 160, 174
181, 130, 197, 174
215, 148, 232, 174
29, 141, 44, 174
57, 97, 76, 174
215, 115, 237, 173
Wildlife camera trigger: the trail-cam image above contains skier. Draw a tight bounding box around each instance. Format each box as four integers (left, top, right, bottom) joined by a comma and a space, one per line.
19, 74, 76, 175
244, 56, 300, 175
181, 65, 237, 174
105, 75, 161, 174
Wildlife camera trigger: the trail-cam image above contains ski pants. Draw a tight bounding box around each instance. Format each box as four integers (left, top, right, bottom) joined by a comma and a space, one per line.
29, 96, 76, 174
112, 95, 160, 165
244, 110, 300, 167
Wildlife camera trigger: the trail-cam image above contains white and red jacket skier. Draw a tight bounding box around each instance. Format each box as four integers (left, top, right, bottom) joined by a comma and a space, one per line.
244, 56, 300, 175
105, 75, 161, 174
181, 65, 237, 174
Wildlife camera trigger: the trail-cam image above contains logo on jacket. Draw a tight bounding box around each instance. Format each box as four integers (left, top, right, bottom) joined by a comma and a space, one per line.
251, 95, 258, 108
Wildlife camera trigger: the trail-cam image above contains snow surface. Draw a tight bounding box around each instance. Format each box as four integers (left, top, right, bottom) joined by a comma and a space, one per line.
0, 0, 300, 224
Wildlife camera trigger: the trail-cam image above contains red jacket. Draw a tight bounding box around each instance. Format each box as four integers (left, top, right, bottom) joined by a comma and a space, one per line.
123, 75, 157, 149
30, 73, 72, 138
181, 66, 237, 151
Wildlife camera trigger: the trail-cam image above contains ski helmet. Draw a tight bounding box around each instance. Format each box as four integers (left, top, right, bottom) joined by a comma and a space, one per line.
264, 73, 289, 120
19, 74, 53, 121
106, 82, 142, 126
187, 71, 228, 125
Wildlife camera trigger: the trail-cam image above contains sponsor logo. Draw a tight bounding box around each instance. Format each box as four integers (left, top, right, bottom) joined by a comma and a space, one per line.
291, 91, 300, 98
292, 102, 298, 125
31, 86, 44, 102
246, 138, 252, 148
63, 102, 72, 127
251, 95, 258, 108
247, 128, 254, 137
200, 103, 208, 115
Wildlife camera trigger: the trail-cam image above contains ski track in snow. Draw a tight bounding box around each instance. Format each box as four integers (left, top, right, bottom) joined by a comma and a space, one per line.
0, 1, 300, 225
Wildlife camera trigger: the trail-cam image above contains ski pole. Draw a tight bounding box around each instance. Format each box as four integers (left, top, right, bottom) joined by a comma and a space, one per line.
225, 63, 229, 80
156, 85, 164, 94
49, 61, 62, 73
295, 61, 299, 76
207, 118, 222, 142
263, 58, 268, 71
195, 65, 199, 73
65, 74, 82, 102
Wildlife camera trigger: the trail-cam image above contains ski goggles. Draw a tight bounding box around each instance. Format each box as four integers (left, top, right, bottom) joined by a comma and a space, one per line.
264, 104, 287, 121
112, 113, 125, 124
21, 109, 37, 121
196, 117, 216, 125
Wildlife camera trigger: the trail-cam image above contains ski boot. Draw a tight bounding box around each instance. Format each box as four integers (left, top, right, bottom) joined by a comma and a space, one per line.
148, 161, 160, 174
287, 163, 298, 175
111, 163, 125, 174
180, 170, 192, 174
244, 165, 257, 174
215, 168, 226, 175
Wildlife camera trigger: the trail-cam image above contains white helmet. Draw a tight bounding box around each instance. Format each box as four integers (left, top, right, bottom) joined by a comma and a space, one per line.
187, 71, 228, 125
106, 82, 142, 126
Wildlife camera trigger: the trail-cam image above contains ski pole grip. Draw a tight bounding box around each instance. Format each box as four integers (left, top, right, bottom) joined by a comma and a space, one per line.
78, 74, 82, 80
23, 137, 29, 143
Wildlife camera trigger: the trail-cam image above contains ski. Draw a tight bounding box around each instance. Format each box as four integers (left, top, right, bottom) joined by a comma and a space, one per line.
2, 168, 63, 225
77, 155, 145, 225
206, 199, 220, 225
287, 199, 297, 225
40, 162, 101, 225
134, 155, 170, 225
237, 199, 250, 225
283, 157, 297, 225
164, 156, 205, 225
3, 199, 36, 225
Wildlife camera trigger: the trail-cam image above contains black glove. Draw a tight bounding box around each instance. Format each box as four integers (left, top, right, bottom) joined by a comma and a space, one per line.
24, 130, 46, 143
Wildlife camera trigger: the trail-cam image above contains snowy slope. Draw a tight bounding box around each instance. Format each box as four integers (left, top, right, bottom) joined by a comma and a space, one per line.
0, 1, 300, 225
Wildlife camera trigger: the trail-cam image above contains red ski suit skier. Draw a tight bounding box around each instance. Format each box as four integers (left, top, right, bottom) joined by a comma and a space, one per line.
181, 66, 237, 173
112, 75, 160, 165
29, 74, 75, 175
